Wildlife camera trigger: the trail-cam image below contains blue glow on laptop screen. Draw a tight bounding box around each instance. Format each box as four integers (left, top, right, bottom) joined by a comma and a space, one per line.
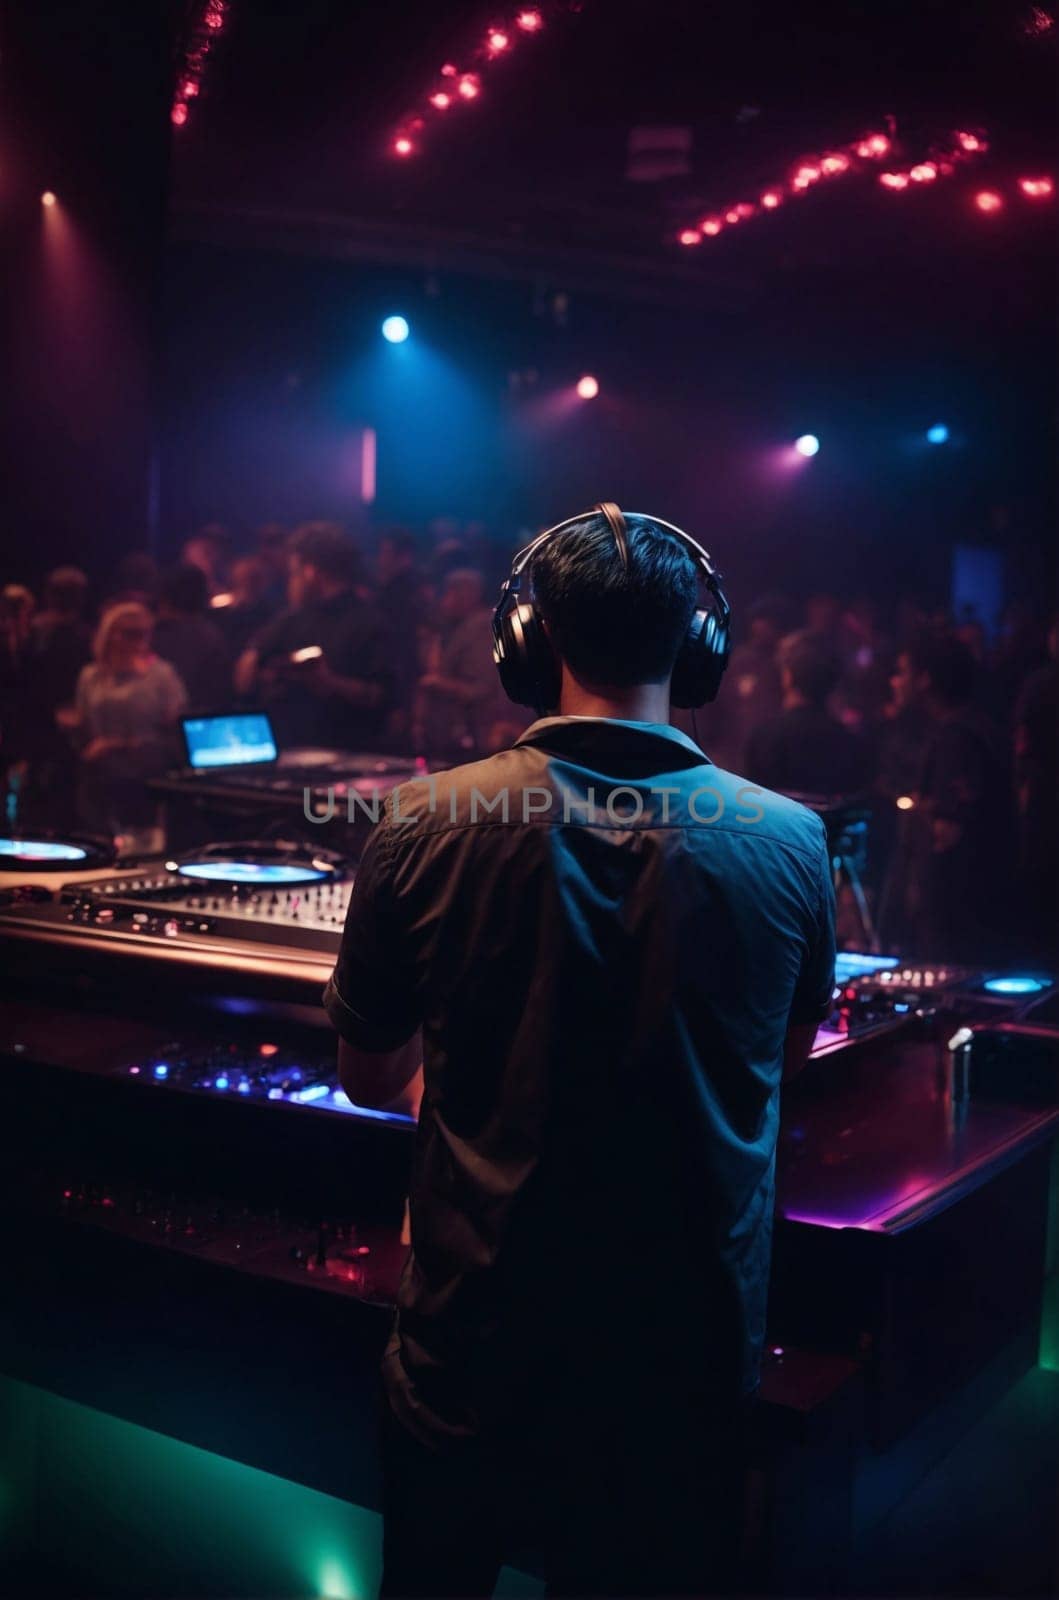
183, 713, 278, 770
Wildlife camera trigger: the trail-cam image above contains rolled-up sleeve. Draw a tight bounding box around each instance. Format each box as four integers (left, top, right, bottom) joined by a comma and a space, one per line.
323, 813, 421, 1051
789, 825, 837, 1025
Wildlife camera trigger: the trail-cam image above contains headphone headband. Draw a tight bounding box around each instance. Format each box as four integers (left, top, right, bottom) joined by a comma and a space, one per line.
492, 501, 731, 712
507, 506, 729, 619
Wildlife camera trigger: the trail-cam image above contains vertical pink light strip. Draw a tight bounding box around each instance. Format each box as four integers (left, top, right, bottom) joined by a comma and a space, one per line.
360, 427, 377, 504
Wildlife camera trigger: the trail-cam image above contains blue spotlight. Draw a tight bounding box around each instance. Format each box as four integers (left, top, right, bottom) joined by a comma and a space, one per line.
794, 433, 820, 458
926, 423, 949, 445
381, 315, 410, 344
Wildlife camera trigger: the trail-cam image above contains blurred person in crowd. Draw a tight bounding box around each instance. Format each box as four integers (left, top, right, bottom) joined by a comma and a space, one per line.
722, 594, 791, 769
18, 569, 93, 825
254, 523, 291, 607
884, 632, 1011, 962
70, 603, 187, 839
108, 551, 158, 607
1014, 614, 1058, 954
990, 599, 1049, 727
805, 591, 841, 645
835, 597, 894, 731
413, 568, 525, 757
182, 524, 230, 598
746, 630, 873, 798
211, 556, 277, 660
375, 529, 425, 744
236, 523, 389, 751
153, 564, 232, 709
1, 584, 37, 794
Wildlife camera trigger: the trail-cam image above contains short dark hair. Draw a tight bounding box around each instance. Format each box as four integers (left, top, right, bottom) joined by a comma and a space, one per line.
530, 512, 698, 687
778, 629, 839, 707
289, 522, 358, 585
159, 563, 210, 616
45, 566, 89, 616
907, 631, 977, 707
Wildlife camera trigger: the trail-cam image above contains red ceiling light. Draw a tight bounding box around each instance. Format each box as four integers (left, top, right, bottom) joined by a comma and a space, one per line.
909, 162, 938, 182
856, 133, 891, 158
820, 153, 850, 175
1019, 175, 1054, 197
956, 131, 986, 153
678, 228, 701, 246
394, 10, 554, 158
879, 171, 910, 189
725, 208, 742, 224
393, 135, 415, 157
171, 101, 189, 127
702, 218, 723, 235
975, 189, 1004, 212
760, 190, 782, 208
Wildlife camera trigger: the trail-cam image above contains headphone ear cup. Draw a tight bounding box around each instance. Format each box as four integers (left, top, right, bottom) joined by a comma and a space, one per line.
493, 600, 561, 711
670, 607, 731, 708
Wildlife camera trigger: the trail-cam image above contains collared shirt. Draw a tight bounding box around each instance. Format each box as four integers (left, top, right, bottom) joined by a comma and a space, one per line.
325, 716, 835, 1445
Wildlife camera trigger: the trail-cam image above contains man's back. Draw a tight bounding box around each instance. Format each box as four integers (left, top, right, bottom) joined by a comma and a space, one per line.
327, 716, 834, 1442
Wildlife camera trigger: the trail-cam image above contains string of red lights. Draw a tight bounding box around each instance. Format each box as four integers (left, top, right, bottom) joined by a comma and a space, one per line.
391, 8, 547, 159
171, 0, 229, 130
674, 127, 997, 248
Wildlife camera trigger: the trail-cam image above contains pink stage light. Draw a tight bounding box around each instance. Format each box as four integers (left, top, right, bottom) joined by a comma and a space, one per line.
576, 375, 599, 400
486, 29, 510, 53
856, 133, 891, 158
678, 229, 701, 246
430, 92, 452, 110
702, 217, 723, 235
516, 8, 543, 29
41, 190, 57, 207
458, 74, 480, 99
975, 189, 1004, 212
393, 135, 415, 157
725, 208, 741, 223
909, 162, 938, 182
171, 101, 189, 127
760, 190, 781, 208
1019, 175, 1054, 197
879, 172, 910, 190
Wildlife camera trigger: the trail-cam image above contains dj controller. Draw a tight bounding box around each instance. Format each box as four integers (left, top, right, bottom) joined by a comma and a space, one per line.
1, 821, 1057, 1508
1, 830, 1054, 1058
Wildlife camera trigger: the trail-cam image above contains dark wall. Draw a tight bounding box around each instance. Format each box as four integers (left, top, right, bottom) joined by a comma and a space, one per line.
0, 2, 171, 577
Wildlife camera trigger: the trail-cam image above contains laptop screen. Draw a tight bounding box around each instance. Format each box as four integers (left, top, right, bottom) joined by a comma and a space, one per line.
181, 712, 279, 770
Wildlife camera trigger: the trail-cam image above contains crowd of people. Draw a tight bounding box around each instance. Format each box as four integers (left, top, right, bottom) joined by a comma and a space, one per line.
1, 517, 1055, 963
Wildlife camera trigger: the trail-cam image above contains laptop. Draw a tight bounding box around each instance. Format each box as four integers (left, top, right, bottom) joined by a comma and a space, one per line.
178, 710, 401, 778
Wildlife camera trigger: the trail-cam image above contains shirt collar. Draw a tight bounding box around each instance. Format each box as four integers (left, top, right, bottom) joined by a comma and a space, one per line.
514, 715, 711, 770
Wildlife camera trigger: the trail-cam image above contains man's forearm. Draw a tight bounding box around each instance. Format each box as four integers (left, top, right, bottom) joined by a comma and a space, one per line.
338, 1031, 423, 1111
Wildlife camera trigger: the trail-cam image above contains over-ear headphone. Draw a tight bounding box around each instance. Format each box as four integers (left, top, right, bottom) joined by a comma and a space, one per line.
491, 501, 731, 712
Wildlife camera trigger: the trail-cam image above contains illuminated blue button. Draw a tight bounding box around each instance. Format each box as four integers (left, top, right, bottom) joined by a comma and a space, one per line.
214, 1076, 229, 1090
153, 1063, 170, 1079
